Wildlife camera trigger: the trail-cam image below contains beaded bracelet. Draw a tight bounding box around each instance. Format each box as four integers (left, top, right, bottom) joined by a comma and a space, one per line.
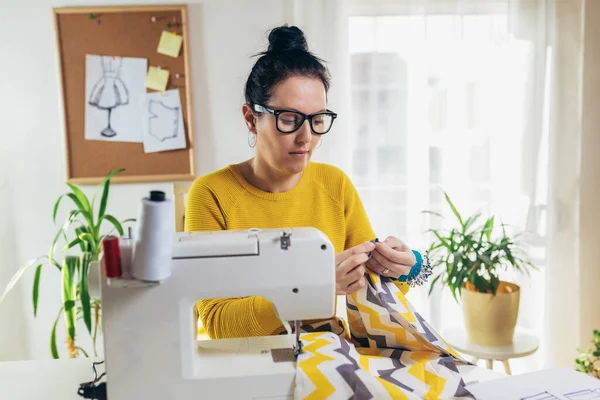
398, 250, 433, 288
369, 238, 433, 287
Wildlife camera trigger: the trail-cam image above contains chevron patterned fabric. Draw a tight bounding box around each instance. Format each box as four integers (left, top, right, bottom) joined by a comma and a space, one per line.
294, 272, 477, 399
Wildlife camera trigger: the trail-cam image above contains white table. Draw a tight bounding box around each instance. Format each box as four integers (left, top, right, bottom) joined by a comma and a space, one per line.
0, 357, 102, 399
443, 327, 539, 375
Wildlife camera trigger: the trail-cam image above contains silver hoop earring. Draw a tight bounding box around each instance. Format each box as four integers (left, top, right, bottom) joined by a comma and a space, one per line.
248, 132, 256, 148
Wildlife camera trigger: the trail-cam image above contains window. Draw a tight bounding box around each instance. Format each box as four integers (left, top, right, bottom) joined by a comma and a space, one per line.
348, 7, 547, 353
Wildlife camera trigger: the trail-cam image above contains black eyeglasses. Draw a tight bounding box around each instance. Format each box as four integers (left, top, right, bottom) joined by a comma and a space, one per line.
253, 104, 337, 135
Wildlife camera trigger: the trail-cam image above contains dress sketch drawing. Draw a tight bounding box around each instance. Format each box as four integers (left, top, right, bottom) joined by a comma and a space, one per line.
148, 100, 180, 142
88, 56, 129, 138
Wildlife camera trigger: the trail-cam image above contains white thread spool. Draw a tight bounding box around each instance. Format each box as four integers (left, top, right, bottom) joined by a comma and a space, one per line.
131, 191, 174, 281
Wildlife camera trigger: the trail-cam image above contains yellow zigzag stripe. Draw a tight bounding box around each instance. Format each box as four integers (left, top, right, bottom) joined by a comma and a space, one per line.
394, 290, 417, 323
356, 299, 410, 346
358, 353, 410, 400
407, 352, 446, 400
365, 273, 419, 345
297, 333, 336, 400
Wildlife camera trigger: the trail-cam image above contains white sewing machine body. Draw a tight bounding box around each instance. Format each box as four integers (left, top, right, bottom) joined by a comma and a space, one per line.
100, 227, 335, 400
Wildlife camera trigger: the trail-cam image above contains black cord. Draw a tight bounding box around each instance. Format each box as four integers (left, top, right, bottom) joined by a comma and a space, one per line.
77, 360, 107, 400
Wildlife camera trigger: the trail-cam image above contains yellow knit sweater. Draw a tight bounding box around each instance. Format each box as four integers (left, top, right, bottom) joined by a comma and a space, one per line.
185, 161, 405, 339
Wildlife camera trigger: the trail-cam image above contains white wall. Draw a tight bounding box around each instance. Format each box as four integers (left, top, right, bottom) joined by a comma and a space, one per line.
0, 0, 287, 360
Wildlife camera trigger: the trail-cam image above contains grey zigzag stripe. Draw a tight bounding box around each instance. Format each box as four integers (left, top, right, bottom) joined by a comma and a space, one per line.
436, 357, 475, 399
334, 338, 374, 399
377, 368, 414, 393
365, 333, 393, 349
364, 288, 408, 331
414, 311, 440, 343
347, 300, 359, 312
376, 277, 397, 304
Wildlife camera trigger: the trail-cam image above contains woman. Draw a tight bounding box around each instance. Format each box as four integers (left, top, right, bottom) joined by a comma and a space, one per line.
185, 25, 417, 340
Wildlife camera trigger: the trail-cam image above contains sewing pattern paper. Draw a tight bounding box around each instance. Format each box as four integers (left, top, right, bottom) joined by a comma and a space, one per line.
294, 272, 475, 399
157, 31, 183, 58
141, 90, 186, 153
85, 55, 147, 142
145, 66, 170, 92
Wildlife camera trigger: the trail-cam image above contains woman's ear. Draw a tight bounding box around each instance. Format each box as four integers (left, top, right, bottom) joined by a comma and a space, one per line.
242, 104, 258, 134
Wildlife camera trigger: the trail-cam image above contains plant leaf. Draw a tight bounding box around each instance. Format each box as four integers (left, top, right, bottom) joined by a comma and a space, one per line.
0, 257, 44, 306
101, 214, 124, 236
49, 210, 80, 266
97, 169, 123, 223
483, 216, 495, 241
63, 237, 83, 252
50, 306, 64, 359
52, 194, 66, 224
421, 210, 445, 219
77, 346, 90, 358
428, 274, 442, 296
32, 264, 43, 317
67, 183, 92, 214
444, 191, 464, 227
62, 256, 78, 341
80, 253, 93, 336
66, 193, 94, 228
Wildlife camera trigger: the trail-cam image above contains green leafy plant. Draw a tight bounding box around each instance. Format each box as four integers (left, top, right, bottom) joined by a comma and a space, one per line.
575, 329, 600, 379
0, 169, 133, 358
424, 191, 536, 301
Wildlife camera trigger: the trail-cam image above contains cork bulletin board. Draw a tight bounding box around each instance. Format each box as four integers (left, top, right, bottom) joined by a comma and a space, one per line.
53, 5, 196, 184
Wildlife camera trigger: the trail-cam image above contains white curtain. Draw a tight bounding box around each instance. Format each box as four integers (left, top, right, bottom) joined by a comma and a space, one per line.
287, 0, 590, 372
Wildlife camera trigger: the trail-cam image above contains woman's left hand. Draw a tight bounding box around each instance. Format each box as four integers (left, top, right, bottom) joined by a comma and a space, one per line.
366, 236, 417, 279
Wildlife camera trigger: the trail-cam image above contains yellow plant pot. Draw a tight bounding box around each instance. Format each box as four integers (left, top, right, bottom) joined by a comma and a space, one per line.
461, 281, 520, 346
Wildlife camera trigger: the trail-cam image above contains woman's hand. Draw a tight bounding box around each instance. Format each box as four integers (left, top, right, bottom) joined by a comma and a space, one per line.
366, 236, 416, 279
335, 241, 375, 295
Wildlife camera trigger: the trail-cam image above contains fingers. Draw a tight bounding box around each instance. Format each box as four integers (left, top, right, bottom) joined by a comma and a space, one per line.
337, 252, 369, 275
382, 236, 410, 251
367, 256, 400, 279
347, 265, 366, 283
344, 276, 366, 294
371, 248, 412, 277
374, 242, 416, 266
336, 264, 367, 296
338, 241, 375, 260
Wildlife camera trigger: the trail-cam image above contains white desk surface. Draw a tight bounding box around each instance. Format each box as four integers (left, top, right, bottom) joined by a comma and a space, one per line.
443, 327, 539, 360
0, 355, 507, 399
0, 357, 102, 400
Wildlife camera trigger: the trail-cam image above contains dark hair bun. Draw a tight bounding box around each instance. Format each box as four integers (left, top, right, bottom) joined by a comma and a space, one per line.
267, 25, 308, 53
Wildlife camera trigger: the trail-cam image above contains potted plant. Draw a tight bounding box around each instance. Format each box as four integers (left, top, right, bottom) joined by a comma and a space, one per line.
0, 169, 133, 358
575, 329, 600, 379
424, 191, 536, 346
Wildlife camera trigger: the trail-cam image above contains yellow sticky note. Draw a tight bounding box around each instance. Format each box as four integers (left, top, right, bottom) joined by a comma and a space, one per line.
157, 31, 183, 58
145, 66, 170, 92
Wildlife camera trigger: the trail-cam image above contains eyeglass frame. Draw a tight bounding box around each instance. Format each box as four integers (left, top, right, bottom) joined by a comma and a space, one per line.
252, 104, 338, 135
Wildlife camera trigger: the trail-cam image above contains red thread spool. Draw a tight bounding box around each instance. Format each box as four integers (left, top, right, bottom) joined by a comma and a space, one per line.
102, 235, 122, 278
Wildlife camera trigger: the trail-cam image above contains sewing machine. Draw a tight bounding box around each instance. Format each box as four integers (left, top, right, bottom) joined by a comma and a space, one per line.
99, 227, 336, 400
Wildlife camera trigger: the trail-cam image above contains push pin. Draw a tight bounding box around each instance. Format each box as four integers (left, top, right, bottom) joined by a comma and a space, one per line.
151, 16, 156, 22
175, 73, 180, 79
89, 13, 95, 19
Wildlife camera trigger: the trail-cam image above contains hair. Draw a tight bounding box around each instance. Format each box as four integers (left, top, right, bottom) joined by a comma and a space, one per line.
244, 25, 331, 108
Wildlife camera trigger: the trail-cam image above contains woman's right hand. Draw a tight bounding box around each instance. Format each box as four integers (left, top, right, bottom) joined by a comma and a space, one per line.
335, 241, 376, 295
